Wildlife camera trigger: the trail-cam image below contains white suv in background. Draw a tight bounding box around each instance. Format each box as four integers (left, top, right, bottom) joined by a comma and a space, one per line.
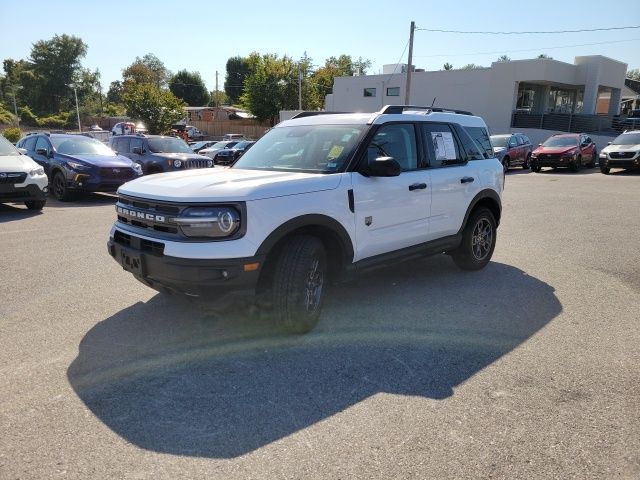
108, 106, 503, 333
0, 135, 48, 210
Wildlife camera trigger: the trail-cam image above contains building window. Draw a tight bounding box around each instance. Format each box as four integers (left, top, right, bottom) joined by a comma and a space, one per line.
364, 88, 376, 97
386, 87, 400, 97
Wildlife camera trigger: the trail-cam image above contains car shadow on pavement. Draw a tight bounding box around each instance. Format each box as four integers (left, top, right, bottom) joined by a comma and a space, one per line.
0, 203, 43, 222
533, 167, 601, 176
45, 192, 117, 208
68, 257, 561, 458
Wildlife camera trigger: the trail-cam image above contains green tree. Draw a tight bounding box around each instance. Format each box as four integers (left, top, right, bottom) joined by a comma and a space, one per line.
122, 53, 170, 89
2, 127, 22, 142
627, 68, 640, 81
307, 54, 372, 110
224, 55, 257, 105
169, 70, 210, 106
496, 55, 511, 63
443, 62, 454, 70
537, 54, 553, 59
107, 80, 124, 104
29, 34, 88, 113
461, 63, 483, 69
209, 90, 228, 106
123, 83, 185, 134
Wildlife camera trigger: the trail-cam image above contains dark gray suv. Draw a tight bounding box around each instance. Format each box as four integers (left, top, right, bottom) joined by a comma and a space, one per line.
109, 135, 214, 175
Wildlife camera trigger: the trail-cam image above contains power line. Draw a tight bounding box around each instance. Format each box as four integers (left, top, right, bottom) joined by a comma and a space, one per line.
416, 25, 640, 35
412, 37, 640, 58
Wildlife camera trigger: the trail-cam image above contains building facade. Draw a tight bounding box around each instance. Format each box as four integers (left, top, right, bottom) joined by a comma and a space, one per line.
325, 56, 627, 134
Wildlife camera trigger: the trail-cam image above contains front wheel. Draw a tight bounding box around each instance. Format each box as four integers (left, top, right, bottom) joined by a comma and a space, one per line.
452, 207, 497, 271
25, 200, 46, 210
501, 157, 510, 173
523, 153, 530, 169
600, 166, 610, 175
570, 156, 582, 172
271, 235, 327, 334
52, 171, 72, 201
531, 164, 541, 173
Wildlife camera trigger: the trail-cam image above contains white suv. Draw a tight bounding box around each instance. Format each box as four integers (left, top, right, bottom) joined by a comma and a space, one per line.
108, 106, 503, 333
0, 135, 48, 210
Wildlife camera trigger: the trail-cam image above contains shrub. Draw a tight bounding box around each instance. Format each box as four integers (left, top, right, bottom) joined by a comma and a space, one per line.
19, 106, 38, 126
2, 127, 22, 143
37, 114, 67, 129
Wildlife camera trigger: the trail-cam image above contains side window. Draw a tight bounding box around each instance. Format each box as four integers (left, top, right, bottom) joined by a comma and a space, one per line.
35, 136, 50, 154
367, 123, 417, 171
23, 136, 37, 151
421, 123, 462, 167
522, 135, 531, 145
453, 125, 486, 161
508, 135, 517, 148
118, 138, 131, 153
465, 126, 493, 159
516, 135, 524, 146
586, 136, 592, 145
130, 138, 143, 152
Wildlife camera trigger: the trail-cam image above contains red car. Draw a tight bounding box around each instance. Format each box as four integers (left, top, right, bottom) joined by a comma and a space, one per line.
530, 133, 597, 172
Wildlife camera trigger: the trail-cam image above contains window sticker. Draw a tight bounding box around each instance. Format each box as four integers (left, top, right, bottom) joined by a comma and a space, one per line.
327, 145, 344, 160
431, 132, 457, 160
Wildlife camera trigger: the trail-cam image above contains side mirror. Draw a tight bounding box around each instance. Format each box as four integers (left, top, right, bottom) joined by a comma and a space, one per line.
132, 146, 144, 155
538, 143, 543, 147
367, 156, 401, 177
607, 142, 612, 145
36, 148, 48, 156
18, 148, 27, 155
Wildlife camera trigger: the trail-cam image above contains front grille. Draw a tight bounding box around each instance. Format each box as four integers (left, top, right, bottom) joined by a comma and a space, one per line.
99, 167, 135, 179
116, 195, 184, 237
538, 154, 561, 161
0, 172, 27, 184
609, 151, 636, 159
114, 230, 165, 256
185, 159, 212, 169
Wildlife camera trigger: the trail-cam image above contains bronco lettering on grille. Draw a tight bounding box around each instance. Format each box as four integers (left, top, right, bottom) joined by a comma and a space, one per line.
116, 206, 166, 223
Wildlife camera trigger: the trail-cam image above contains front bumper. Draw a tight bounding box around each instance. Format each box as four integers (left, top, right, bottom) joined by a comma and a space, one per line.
66, 172, 138, 193
530, 156, 575, 168
0, 183, 48, 203
600, 157, 640, 169
107, 234, 264, 299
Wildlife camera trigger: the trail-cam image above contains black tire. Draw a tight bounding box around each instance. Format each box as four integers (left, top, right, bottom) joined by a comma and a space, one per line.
502, 157, 510, 173
52, 171, 72, 201
24, 200, 46, 210
271, 235, 327, 334
523, 153, 530, 169
452, 207, 497, 271
570, 156, 581, 172
588, 151, 596, 168
600, 166, 610, 175
531, 164, 541, 173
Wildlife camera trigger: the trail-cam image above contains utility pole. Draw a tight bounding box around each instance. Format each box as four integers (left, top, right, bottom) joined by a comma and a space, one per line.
70, 85, 81, 133
404, 21, 415, 105
298, 65, 302, 111
215, 70, 219, 107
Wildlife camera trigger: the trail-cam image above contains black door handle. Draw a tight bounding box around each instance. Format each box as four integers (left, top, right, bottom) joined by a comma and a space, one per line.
460, 177, 475, 184
409, 183, 427, 191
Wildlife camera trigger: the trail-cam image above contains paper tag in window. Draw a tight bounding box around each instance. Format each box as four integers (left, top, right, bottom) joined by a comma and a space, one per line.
431, 132, 457, 160
327, 145, 344, 160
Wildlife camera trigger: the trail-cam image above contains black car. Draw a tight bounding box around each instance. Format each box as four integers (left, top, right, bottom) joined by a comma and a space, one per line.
109, 135, 215, 175
189, 140, 217, 153
214, 141, 256, 166
17, 132, 142, 201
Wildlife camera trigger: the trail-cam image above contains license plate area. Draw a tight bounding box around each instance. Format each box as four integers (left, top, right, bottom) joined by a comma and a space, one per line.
120, 248, 144, 275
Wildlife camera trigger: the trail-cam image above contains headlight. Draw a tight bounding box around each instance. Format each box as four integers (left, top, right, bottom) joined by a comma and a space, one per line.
133, 163, 143, 173
207, 160, 214, 168
29, 166, 45, 176
175, 206, 241, 238
67, 160, 89, 170
599, 153, 607, 158
172, 159, 182, 168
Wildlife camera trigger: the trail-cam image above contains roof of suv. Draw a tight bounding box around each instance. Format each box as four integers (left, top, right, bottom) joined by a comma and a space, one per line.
279, 105, 488, 129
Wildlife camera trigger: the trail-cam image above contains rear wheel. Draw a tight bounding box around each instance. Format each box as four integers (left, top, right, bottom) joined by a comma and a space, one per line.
25, 200, 46, 210
452, 207, 497, 271
271, 235, 327, 334
502, 157, 510, 173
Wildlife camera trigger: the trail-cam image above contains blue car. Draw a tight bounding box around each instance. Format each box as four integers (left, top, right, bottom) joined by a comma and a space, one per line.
17, 132, 142, 201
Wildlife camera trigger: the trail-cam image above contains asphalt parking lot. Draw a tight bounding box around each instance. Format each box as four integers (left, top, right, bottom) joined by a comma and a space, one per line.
0, 167, 638, 479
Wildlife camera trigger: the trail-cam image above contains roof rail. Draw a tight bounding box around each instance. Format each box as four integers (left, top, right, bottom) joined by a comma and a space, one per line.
290, 111, 351, 119
25, 131, 49, 137
379, 105, 473, 116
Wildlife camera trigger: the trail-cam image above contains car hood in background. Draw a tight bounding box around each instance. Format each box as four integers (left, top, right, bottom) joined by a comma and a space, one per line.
533, 146, 577, 155
57, 153, 136, 168
0, 153, 40, 172
151, 152, 212, 161
602, 143, 640, 152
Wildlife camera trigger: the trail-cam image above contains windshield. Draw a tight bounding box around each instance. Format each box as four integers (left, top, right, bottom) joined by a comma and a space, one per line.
234, 141, 252, 149
542, 136, 578, 148
233, 124, 365, 173
0, 135, 20, 156
490, 135, 510, 148
51, 136, 116, 156
628, 110, 640, 118
147, 137, 193, 154
190, 141, 209, 150
612, 132, 640, 145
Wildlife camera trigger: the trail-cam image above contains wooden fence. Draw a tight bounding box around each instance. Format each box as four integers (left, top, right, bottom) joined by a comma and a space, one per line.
190, 120, 270, 139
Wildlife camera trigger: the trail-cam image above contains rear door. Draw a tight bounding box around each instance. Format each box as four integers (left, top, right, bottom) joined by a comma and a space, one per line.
423, 123, 485, 239
351, 122, 431, 260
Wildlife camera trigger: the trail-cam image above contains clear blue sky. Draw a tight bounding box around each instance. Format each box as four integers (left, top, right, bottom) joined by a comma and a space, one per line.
2, 0, 639, 92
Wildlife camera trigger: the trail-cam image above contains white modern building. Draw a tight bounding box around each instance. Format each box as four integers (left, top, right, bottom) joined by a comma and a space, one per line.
324, 56, 627, 134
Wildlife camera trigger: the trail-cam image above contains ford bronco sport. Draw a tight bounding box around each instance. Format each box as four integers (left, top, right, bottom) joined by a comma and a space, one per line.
108, 106, 504, 333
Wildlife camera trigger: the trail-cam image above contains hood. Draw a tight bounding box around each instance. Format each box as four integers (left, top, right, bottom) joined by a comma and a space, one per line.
493, 146, 506, 153
118, 168, 343, 202
57, 153, 135, 168
533, 146, 577, 155
0, 153, 40, 172
199, 147, 225, 154
602, 143, 640, 153
150, 152, 211, 161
